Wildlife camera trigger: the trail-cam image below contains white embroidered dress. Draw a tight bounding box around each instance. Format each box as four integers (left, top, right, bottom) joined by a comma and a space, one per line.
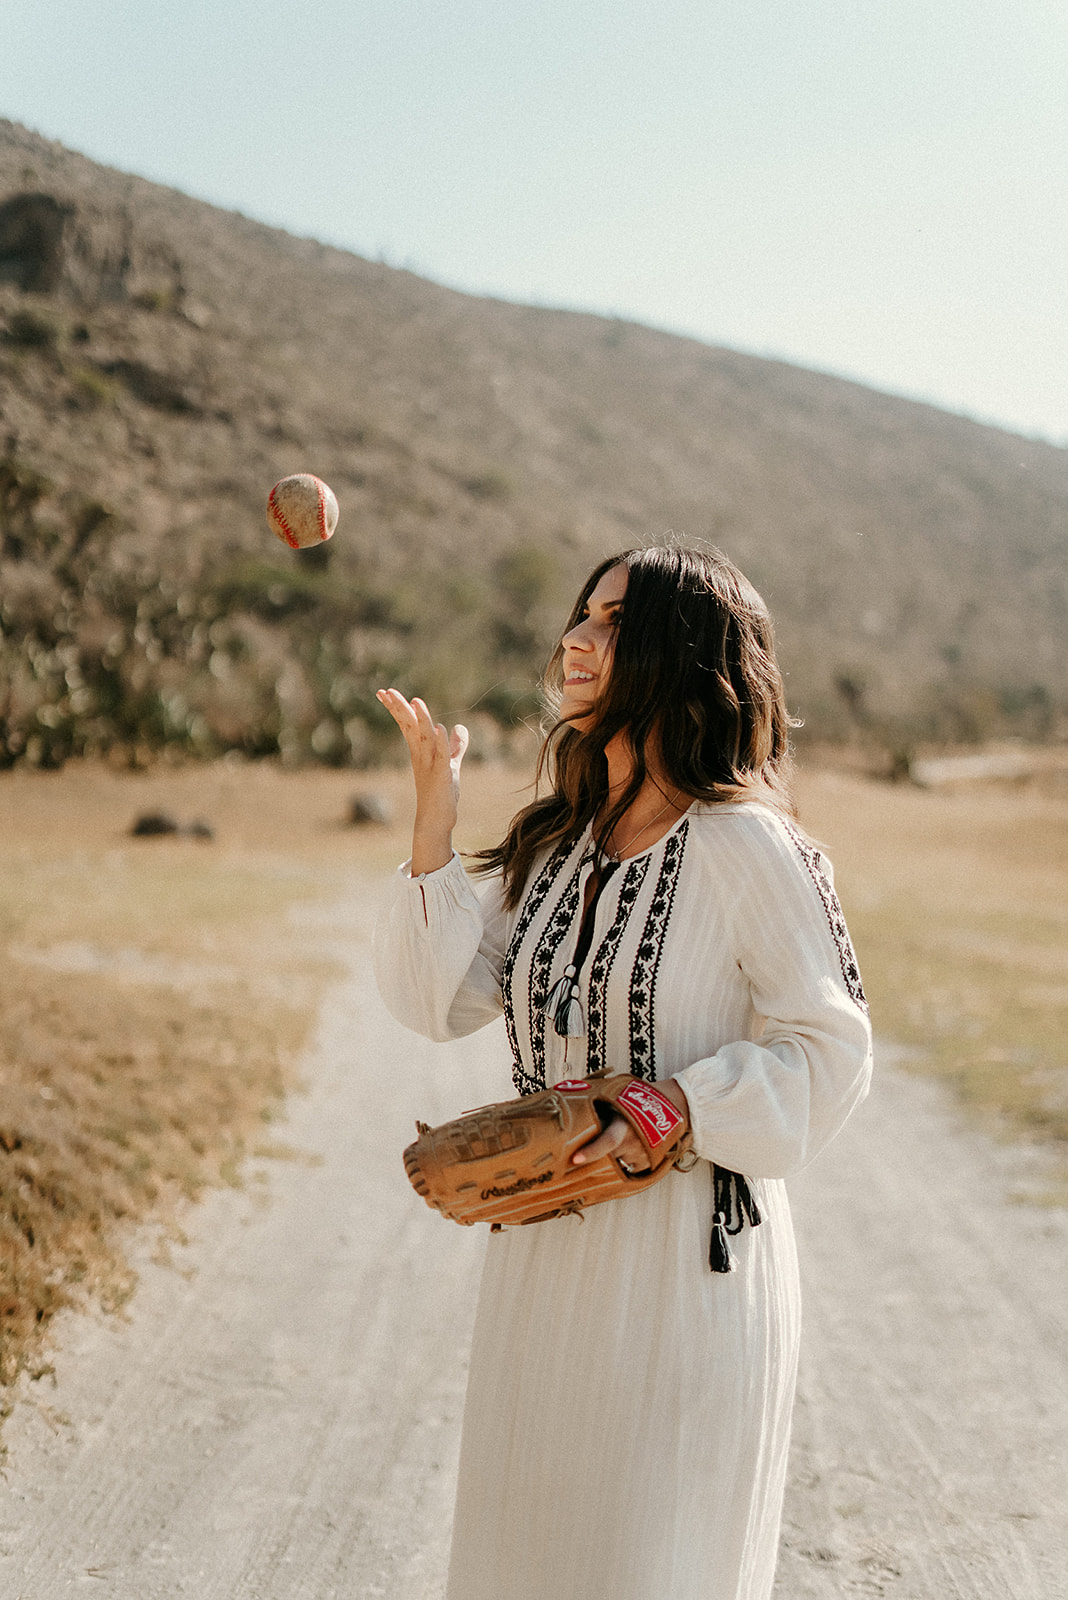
374, 803, 872, 1600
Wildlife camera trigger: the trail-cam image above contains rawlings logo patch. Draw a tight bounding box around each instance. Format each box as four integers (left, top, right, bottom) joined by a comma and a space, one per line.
617, 1081, 684, 1148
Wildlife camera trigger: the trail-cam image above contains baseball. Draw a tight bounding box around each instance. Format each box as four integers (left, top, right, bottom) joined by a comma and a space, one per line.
266, 474, 339, 549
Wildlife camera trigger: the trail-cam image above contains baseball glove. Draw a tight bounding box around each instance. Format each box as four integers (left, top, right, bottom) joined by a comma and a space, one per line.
403, 1074, 695, 1229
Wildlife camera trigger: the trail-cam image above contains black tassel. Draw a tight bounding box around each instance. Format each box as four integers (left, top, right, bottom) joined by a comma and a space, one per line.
708, 1165, 761, 1272
737, 1176, 762, 1229
543, 964, 585, 1038
708, 1210, 736, 1273
544, 968, 574, 1016
557, 994, 585, 1037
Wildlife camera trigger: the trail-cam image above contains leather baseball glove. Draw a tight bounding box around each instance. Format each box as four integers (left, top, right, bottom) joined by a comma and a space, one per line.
403, 1074, 695, 1228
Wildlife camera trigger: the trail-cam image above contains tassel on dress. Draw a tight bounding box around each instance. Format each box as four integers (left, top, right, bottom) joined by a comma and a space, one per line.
544, 964, 586, 1038
708, 1166, 763, 1273
708, 1211, 736, 1273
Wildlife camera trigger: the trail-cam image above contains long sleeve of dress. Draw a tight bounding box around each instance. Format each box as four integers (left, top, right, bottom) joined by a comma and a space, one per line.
372, 852, 508, 1041
672, 810, 872, 1179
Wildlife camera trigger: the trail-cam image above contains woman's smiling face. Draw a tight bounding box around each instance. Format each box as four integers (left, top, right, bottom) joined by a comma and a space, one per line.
558, 563, 627, 729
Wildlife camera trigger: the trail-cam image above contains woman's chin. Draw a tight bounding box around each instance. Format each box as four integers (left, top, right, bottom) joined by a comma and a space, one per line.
560, 703, 596, 732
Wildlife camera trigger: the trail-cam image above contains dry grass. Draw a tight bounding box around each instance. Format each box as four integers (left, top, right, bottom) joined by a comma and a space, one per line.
797, 761, 1068, 1183
0, 753, 531, 1401
0, 760, 349, 1396
1, 752, 1065, 1407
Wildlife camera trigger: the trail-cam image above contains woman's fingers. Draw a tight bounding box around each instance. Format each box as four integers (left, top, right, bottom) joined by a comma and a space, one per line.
374, 686, 408, 725
410, 696, 438, 738
377, 688, 465, 876
450, 723, 470, 766
377, 690, 466, 767
376, 687, 423, 745
572, 1117, 650, 1171
406, 696, 446, 756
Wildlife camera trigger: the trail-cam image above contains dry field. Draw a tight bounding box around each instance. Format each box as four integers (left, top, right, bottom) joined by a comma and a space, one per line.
799, 756, 1068, 1172
0, 754, 527, 1404
0, 752, 1065, 1413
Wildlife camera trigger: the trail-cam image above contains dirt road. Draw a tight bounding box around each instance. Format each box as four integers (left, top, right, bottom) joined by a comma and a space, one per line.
0, 883, 1065, 1600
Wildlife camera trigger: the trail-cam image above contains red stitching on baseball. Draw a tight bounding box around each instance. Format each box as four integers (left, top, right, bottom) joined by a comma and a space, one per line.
315, 476, 328, 540
268, 485, 301, 549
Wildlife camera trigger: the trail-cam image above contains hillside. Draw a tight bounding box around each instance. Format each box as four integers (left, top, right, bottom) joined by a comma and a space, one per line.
1, 117, 1066, 769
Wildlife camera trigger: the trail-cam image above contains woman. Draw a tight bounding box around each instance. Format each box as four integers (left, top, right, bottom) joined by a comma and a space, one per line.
374, 544, 872, 1600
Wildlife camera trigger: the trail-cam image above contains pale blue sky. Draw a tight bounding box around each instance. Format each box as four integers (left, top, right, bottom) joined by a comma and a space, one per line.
4, 0, 1067, 442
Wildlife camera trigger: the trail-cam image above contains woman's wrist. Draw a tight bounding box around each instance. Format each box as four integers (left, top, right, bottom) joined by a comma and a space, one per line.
655, 1076, 692, 1130
411, 824, 454, 877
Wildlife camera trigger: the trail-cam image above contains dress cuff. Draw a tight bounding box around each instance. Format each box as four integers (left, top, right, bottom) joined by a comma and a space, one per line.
399, 850, 465, 883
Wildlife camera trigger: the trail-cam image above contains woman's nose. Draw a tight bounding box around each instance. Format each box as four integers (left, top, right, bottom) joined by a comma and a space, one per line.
563, 620, 592, 650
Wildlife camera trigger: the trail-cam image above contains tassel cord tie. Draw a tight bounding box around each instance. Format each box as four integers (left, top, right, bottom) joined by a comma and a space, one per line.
708, 1167, 762, 1273
543, 855, 620, 1039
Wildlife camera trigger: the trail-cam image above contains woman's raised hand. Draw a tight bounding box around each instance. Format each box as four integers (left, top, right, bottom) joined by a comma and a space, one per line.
376, 689, 469, 876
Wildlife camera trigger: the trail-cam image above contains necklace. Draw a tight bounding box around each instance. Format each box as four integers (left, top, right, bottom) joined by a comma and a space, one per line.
604, 788, 682, 860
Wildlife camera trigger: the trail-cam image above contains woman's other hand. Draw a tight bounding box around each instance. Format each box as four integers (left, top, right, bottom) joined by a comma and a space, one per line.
571, 1077, 691, 1171
376, 689, 468, 876
571, 1115, 649, 1171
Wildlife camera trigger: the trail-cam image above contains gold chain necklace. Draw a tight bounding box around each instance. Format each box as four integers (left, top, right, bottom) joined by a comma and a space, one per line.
605, 789, 681, 860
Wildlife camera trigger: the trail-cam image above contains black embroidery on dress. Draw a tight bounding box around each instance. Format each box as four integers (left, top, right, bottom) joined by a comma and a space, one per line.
502, 838, 575, 1095
783, 820, 869, 1014
524, 862, 585, 1089
585, 856, 649, 1076
628, 820, 689, 1081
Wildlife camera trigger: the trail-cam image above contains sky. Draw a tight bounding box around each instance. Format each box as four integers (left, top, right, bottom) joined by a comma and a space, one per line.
3, 0, 1067, 444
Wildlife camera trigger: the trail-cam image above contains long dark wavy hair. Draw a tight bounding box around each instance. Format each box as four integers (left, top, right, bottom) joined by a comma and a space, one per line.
473, 544, 798, 909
